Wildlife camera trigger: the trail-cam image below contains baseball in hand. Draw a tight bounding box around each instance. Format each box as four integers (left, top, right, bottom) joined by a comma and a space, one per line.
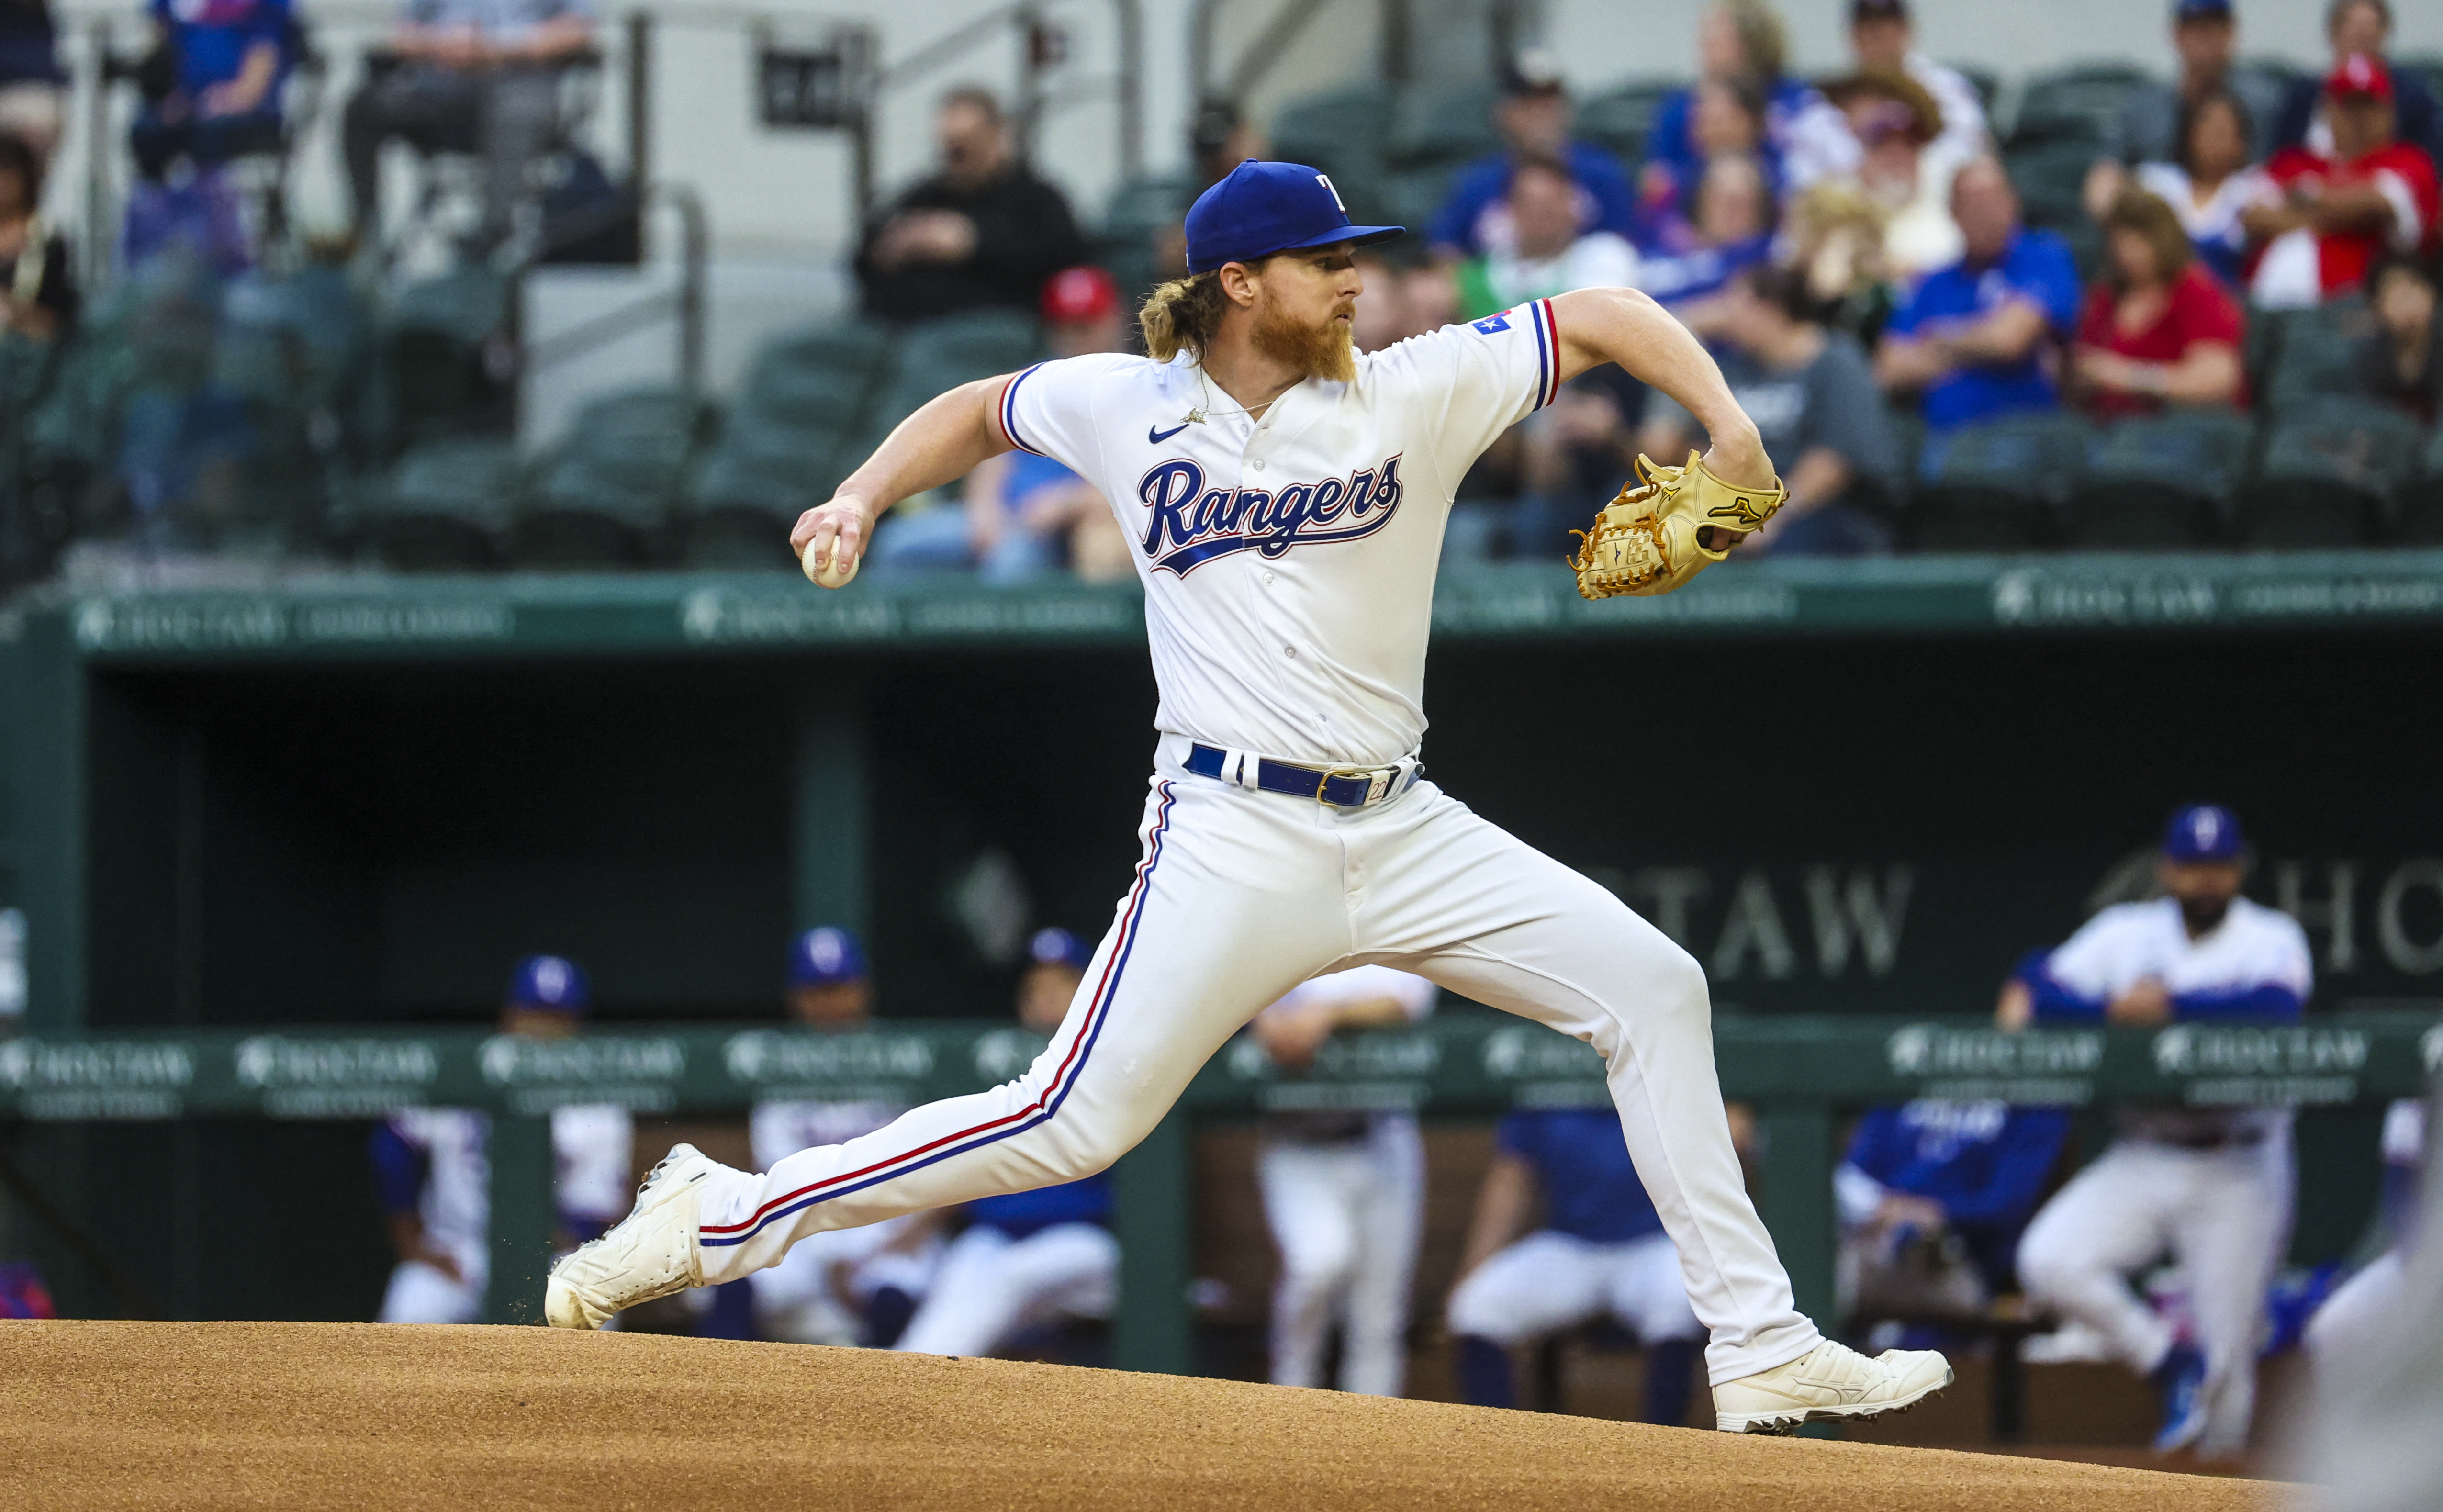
802, 537, 859, 589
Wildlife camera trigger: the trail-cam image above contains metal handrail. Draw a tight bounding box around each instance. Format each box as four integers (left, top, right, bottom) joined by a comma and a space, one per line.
515, 181, 707, 395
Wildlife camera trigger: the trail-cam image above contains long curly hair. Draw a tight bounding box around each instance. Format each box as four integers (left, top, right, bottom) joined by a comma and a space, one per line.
1137, 270, 1231, 362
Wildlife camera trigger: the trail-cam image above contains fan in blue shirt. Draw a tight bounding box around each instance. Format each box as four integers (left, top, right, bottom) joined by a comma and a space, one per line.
1426, 54, 1637, 260
1876, 157, 2083, 431
1838, 1100, 2072, 1311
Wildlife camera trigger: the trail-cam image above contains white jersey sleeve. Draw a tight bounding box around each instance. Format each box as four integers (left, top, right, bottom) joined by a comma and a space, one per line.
1356, 301, 1562, 494
2041, 902, 2152, 1000
995, 352, 1144, 480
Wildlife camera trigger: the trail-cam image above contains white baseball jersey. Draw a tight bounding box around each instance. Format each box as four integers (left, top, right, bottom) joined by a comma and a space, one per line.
2044, 896, 2312, 1009
996, 302, 1564, 767
387, 1102, 636, 1270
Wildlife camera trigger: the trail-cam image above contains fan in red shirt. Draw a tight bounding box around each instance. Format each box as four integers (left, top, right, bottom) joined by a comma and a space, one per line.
2246, 53, 2440, 306
2071, 187, 2247, 420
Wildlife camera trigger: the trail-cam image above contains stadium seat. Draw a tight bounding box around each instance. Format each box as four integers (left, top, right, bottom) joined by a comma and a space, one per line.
2002, 139, 2101, 269
1946, 63, 2001, 121
1906, 410, 2092, 550
2260, 298, 2374, 414
377, 266, 514, 451
859, 309, 1043, 446
1576, 78, 1680, 165
358, 436, 521, 570
2391, 426, 2443, 544
2006, 63, 2155, 151
2232, 396, 2423, 547
1387, 79, 1504, 171
513, 387, 707, 568
2063, 409, 2252, 548
1267, 83, 1396, 186
1095, 173, 1193, 307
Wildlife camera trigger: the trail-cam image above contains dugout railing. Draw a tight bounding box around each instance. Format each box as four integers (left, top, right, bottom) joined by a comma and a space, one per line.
2, 1012, 2433, 1372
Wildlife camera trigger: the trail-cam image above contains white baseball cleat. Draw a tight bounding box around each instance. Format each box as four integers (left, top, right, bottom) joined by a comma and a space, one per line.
1713, 1339, 1955, 1434
544, 1143, 718, 1330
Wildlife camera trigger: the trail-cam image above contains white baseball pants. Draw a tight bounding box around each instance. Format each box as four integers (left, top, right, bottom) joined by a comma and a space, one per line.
1448, 1230, 1704, 1346
1259, 1117, 1425, 1396
695, 739, 1822, 1384
891, 1222, 1119, 1359
2017, 1130, 2293, 1456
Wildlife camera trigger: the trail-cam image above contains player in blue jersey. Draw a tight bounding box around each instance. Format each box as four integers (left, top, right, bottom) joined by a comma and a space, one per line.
1447, 1105, 1706, 1427
888, 928, 1117, 1359
2007, 804, 2311, 1460
1837, 1099, 2071, 1339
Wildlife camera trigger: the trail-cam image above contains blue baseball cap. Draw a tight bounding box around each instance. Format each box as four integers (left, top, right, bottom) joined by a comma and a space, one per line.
2173, 0, 2232, 20
1184, 160, 1404, 274
1027, 927, 1092, 973
788, 926, 867, 987
506, 954, 590, 1014
2163, 805, 2247, 862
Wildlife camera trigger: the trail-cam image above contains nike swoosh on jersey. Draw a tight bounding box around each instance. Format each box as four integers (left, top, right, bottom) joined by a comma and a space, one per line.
1147, 421, 1192, 443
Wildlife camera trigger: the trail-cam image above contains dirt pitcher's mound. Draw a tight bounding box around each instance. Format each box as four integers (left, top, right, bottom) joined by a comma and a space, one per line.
3, 1322, 2275, 1511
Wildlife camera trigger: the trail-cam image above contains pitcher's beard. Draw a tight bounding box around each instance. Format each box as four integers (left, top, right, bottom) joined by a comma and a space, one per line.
1252, 302, 1357, 382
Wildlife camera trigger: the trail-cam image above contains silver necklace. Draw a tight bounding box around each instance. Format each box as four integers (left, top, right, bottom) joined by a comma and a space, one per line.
1176, 371, 1278, 428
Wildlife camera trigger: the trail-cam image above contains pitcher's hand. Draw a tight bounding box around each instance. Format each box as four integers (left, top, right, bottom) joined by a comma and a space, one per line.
791, 496, 875, 581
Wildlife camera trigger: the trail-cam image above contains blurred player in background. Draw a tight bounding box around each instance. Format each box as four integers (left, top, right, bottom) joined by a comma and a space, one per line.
2006, 804, 2309, 1458
1253, 964, 1437, 1396
747, 927, 940, 1346
2305, 1096, 2425, 1370
1836, 1099, 2070, 1341
1446, 1104, 1706, 1427
370, 955, 632, 1324
890, 928, 1118, 1359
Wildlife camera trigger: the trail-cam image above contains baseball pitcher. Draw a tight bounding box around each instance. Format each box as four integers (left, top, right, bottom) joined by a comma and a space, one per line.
546, 160, 1949, 1432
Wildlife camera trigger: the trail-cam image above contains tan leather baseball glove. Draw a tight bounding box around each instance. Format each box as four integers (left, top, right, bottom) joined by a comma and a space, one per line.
1567, 451, 1788, 599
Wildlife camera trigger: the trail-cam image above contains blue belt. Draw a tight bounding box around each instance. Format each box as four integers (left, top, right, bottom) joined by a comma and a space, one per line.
1184, 743, 1421, 807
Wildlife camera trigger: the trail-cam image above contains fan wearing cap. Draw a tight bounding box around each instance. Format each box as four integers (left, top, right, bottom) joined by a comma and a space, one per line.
745, 927, 942, 1347
1641, 1, 1860, 215
1426, 48, 1639, 263
888, 928, 1123, 1361
592, 154, 1956, 1434
1999, 805, 2312, 1460
1842, 0, 1986, 168
2271, 0, 2443, 169
2246, 53, 2440, 308
370, 954, 633, 1324
867, 266, 1132, 582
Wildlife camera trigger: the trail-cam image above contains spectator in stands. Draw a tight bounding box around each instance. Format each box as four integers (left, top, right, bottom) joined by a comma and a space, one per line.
2272, 0, 2443, 169
0, 131, 73, 342
1446, 1105, 1705, 1427
1427, 48, 1636, 262
1642, 263, 1897, 555
1634, 72, 1772, 252
1454, 156, 1637, 322
370, 955, 632, 1325
868, 265, 1130, 582
2358, 253, 2440, 423
747, 928, 940, 1348
0, 0, 63, 168
2006, 805, 2310, 1461
1352, 244, 1457, 352
1643, 0, 1857, 207
129, 0, 290, 181
2069, 189, 2246, 419
2116, 0, 2286, 167
2091, 90, 2275, 290
1837, 1100, 2071, 1344
2248, 56, 2440, 309
1190, 96, 1262, 192
1844, 0, 1986, 164
343, 0, 595, 254
890, 929, 1115, 1361
1785, 179, 1896, 346
1630, 154, 1775, 313
1821, 68, 1959, 279
1875, 156, 2082, 430
857, 86, 1087, 323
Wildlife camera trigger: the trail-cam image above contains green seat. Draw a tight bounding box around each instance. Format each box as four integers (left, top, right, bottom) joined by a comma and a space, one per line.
1577, 78, 1681, 164
1269, 83, 1396, 183
1908, 410, 2092, 550
2065, 408, 2252, 547
359, 437, 521, 570
679, 421, 840, 567
2007, 63, 2157, 150
861, 309, 1042, 442
2234, 395, 2421, 546
2399, 426, 2443, 544
514, 387, 705, 568
2261, 299, 2374, 414
1387, 79, 1503, 171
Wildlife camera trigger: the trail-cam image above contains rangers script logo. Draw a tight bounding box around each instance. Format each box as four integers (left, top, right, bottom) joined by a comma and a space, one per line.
1134, 453, 1405, 575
